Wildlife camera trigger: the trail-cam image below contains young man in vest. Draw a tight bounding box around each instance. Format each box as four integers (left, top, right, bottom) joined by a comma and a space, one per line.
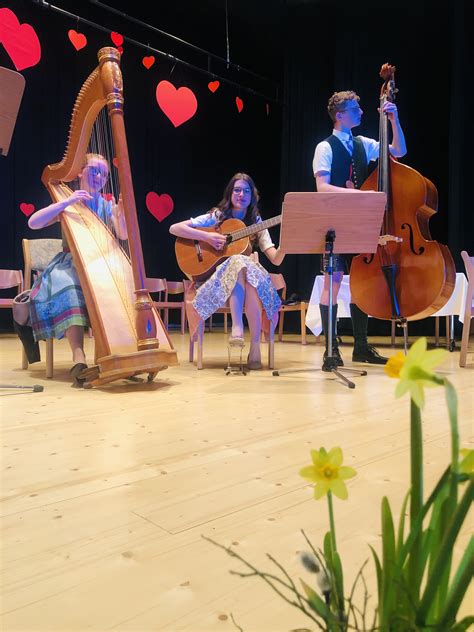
312, 90, 407, 371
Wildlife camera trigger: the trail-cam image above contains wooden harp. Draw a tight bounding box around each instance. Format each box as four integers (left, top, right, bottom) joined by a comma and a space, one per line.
42, 47, 177, 386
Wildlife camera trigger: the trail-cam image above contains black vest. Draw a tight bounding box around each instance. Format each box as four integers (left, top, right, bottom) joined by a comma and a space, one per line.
325, 134, 368, 189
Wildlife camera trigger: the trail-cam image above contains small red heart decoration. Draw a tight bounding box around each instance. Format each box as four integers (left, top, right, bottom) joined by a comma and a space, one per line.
112, 157, 118, 168
0, 8, 41, 71
208, 80, 220, 93
110, 31, 123, 46
235, 96, 244, 113
117, 46, 123, 55
142, 55, 155, 69
145, 192, 174, 222
68, 29, 87, 51
20, 202, 35, 217
102, 193, 114, 202
155, 80, 198, 128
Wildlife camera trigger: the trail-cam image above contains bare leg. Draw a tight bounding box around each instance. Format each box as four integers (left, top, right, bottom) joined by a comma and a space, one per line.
244, 282, 262, 364
229, 269, 246, 339
320, 270, 343, 305
65, 325, 86, 365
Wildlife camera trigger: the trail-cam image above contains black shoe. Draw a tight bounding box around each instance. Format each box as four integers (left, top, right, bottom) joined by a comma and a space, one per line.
70, 362, 88, 387
323, 347, 344, 371
352, 345, 388, 365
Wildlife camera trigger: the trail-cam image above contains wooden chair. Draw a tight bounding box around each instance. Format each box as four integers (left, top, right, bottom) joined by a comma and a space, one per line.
460, 250, 474, 367
270, 273, 308, 344
0, 269, 23, 313
184, 280, 275, 370
21, 238, 63, 378
147, 278, 186, 334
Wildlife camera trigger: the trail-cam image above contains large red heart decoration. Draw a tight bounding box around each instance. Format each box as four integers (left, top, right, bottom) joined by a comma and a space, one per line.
68, 29, 87, 51
142, 55, 155, 69
208, 80, 220, 93
110, 31, 123, 46
0, 8, 41, 71
20, 202, 35, 217
235, 97, 244, 113
155, 80, 198, 128
145, 192, 174, 222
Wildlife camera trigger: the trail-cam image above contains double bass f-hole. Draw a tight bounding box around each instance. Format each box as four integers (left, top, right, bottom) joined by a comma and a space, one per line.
401, 223, 425, 255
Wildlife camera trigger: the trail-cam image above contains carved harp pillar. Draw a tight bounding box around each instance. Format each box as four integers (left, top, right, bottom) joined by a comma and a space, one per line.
42, 47, 178, 386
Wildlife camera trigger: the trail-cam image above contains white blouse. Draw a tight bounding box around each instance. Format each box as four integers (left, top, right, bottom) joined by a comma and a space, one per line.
190, 210, 275, 252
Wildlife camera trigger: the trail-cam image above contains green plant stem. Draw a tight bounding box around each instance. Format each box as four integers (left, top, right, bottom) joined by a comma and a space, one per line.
408, 399, 423, 604
327, 491, 337, 554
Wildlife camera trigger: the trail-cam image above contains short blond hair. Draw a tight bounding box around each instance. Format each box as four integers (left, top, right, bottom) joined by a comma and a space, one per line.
327, 91, 360, 122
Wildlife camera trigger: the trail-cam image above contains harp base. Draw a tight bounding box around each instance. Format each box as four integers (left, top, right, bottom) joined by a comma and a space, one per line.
82, 348, 178, 387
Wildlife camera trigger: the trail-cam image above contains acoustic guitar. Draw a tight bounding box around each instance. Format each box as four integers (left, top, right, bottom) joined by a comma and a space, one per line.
175, 215, 281, 281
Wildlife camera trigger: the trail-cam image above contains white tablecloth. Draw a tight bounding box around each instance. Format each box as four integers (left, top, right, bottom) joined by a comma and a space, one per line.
306, 273, 468, 336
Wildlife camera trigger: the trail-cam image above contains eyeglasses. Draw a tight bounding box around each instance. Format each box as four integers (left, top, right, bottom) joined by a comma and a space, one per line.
233, 187, 252, 195
340, 106, 361, 113
86, 166, 108, 177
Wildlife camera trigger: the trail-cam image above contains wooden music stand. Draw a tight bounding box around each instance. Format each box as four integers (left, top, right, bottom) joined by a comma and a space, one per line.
0, 67, 25, 156
274, 191, 387, 388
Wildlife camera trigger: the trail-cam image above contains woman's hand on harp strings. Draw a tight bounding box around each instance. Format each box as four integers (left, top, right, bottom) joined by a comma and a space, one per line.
111, 194, 128, 240
68, 190, 93, 205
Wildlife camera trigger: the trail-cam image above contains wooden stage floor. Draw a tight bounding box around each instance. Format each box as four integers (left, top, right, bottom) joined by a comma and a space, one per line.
1, 332, 472, 631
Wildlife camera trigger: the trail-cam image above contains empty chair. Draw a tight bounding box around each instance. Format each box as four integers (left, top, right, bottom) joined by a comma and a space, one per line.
270, 273, 308, 344
460, 250, 474, 367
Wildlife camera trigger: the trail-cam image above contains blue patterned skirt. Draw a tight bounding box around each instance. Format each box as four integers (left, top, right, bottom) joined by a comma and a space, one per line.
192, 255, 281, 322
29, 252, 89, 341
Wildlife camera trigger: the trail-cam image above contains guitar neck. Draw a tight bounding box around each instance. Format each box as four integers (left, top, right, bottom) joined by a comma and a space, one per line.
229, 215, 282, 242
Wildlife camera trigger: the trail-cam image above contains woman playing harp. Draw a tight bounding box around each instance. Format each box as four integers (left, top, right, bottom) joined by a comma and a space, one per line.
31, 47, 177, 387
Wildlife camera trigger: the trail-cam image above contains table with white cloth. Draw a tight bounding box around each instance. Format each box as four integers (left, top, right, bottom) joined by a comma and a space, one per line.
306, 273, 468, 349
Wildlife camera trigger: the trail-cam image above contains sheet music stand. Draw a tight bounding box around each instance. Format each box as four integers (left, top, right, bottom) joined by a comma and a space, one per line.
0, 67, 25, 156
273, 191, 386, 389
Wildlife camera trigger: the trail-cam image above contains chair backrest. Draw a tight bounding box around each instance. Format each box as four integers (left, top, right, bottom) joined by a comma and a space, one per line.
0, 269, 23, 291
145, 277, 167, 294
461, 251, 474, 283
22, 238, 63, 290
165, 280, 184, 299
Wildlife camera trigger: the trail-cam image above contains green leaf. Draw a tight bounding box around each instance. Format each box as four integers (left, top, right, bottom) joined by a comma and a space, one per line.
300, 578, 331, 619
396, 489, 411, 558
381, 496, 397, 624
450, 615, 474, 632
417, 480, 474, 625
437, 536, 474, 626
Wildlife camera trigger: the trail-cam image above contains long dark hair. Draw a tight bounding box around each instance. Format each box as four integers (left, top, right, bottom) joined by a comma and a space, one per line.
211, 172, 261, 227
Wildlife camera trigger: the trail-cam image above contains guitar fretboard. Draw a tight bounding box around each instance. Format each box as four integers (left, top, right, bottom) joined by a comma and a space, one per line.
229, 215, 282, 242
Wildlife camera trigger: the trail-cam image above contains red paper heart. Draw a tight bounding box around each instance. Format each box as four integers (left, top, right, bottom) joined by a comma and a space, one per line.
145, 192, 174, 222
68, 29, 87, 51
102, 193, 114, 202
142, 55, 155, 69
112, 157, 118, 168
155, 81, 198, 128
208, 80, 220, 93
110, 31, 123, 46
235, 97, 244, 113
20, 202, 35, 217
0, 8, 41, 71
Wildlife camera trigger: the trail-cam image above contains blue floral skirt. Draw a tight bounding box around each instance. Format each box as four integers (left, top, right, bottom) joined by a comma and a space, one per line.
192, 255, 281, 322
29, 252, 89, 341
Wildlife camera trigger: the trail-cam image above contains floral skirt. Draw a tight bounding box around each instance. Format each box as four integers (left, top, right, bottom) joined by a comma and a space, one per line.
29, 252, 89, 341
186, 255, 281, 338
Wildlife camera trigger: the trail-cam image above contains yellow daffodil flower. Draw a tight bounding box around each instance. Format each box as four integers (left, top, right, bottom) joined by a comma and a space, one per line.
299, 447, 356, 500
459, 448, 474, 476
384, 337, 447, 409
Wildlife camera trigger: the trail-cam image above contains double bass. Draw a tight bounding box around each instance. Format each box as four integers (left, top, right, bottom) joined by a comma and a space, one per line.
349, 64, 455, 322
42, 48, 178, 386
